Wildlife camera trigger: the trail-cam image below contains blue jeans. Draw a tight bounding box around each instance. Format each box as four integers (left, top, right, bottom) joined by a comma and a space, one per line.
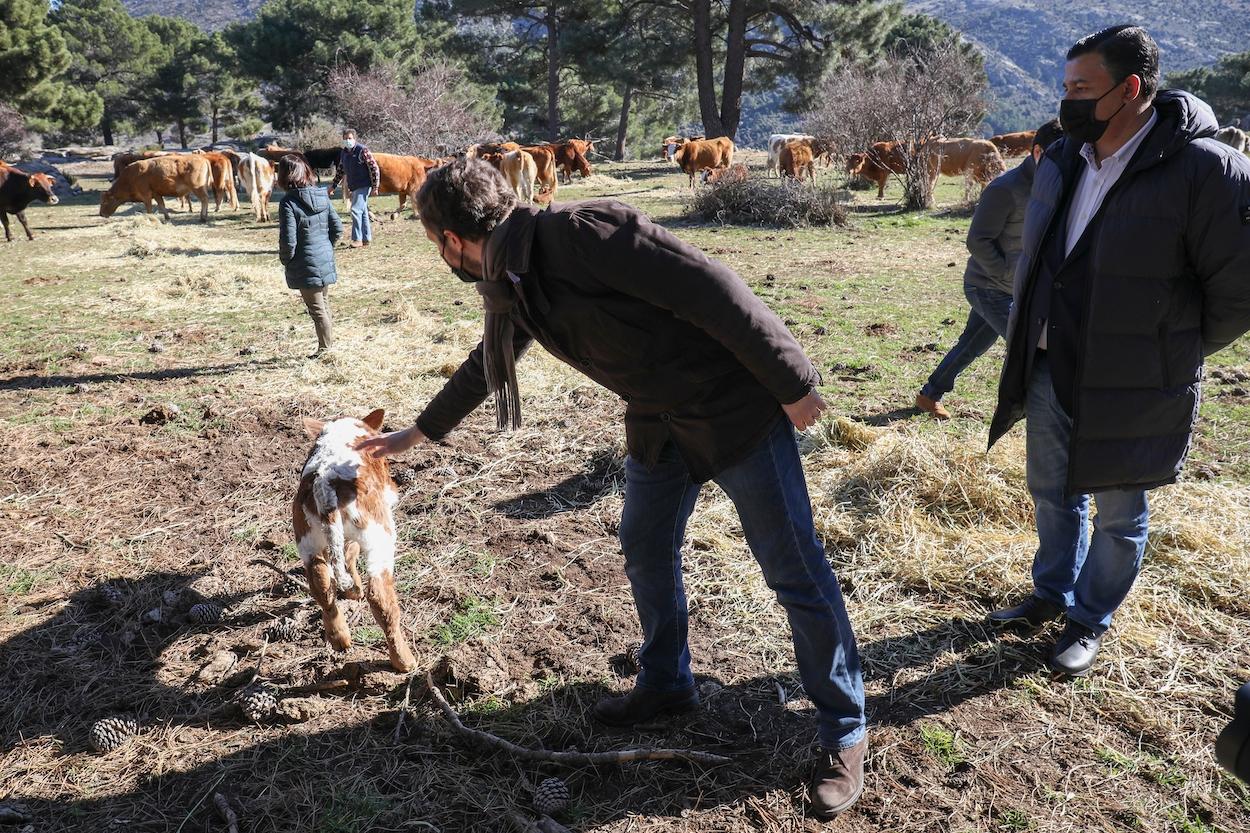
920, 284, 1013, 401
349, 189, 371, 242
618, 417, 866, 750
1026, 353, 1150, 634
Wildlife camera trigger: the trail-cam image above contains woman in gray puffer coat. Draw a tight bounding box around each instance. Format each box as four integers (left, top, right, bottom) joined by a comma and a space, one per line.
277, 154, 343, 356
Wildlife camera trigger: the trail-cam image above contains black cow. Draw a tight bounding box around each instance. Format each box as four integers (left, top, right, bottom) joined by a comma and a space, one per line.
0, 164, 59, 241
303, 146, 343, 184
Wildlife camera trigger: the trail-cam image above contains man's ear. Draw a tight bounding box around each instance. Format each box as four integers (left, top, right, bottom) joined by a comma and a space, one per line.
302, 417, 324, 439
361, 409, 385, 431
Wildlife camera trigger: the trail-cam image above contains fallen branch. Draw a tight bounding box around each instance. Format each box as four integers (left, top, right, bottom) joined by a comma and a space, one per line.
425, 671, 731, 766
393, 672, 417, 742
249, 557, 309, 593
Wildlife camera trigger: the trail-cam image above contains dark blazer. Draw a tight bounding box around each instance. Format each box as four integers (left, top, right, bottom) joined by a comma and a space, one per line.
964, 154, 1034, 295
278, 186, 343, 289
416, 200, 821, 481
989, 90, 1250, 493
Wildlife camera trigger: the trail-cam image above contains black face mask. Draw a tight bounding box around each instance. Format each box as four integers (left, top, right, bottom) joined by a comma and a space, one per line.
1059, 80, 1128, 145
440, 237, 478, 283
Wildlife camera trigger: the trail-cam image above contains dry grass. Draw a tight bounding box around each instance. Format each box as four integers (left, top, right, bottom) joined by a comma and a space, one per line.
0, 159, 1248, 833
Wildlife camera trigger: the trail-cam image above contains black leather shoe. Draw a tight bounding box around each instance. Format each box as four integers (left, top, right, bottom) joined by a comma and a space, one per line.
988, 595, 1065, 628
1049, 621, 1104, 676
593, 684, 699, 727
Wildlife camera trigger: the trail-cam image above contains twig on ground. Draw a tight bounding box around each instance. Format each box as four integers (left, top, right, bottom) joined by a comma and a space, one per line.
426, 671, 732, 766
393, 672, 417, 742
250, 557, 309, 593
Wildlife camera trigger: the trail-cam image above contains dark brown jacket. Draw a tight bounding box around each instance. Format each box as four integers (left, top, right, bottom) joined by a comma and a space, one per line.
414, 200, 820, 482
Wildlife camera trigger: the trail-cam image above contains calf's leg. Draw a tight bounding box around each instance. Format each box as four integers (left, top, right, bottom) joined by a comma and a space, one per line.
306, 549, 352, 651
16, 211, 34, 240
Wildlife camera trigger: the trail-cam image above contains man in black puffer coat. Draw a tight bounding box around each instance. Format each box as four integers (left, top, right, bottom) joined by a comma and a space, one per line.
988, 25, 1250, 675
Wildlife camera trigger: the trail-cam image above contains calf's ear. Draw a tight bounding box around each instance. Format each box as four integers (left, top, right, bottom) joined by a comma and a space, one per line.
361, 409, 385, 431
302, 417, 325, 438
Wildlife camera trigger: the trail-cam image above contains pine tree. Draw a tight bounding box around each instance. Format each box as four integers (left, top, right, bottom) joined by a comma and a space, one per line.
0, 0, 102, 135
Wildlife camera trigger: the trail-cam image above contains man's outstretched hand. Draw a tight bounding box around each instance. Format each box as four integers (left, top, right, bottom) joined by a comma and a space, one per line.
354, 425, 428, 458
782, 389, 827, 431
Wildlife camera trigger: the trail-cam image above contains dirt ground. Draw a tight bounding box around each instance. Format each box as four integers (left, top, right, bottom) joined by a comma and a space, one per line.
1, 154, 1248, 833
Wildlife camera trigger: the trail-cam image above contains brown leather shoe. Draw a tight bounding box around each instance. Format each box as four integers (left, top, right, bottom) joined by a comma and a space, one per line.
593, 684, 699, 726
810, 737, 867, 819
348, 240, 364, 249
915, 393, 951, 420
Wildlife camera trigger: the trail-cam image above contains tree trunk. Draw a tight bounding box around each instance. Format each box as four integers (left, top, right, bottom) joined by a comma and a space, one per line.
177, 118, 188, 149
691, 0, 725, 138
719, 0, 748, 141
101, 106, 114, 147
155, 128, 164, 146
614, 86, 632, 161
545, 3, 560, 142
211, 105, 219, 144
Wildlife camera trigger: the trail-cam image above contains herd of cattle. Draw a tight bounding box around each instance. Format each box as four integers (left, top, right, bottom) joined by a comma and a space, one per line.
2, 123, 1249, 240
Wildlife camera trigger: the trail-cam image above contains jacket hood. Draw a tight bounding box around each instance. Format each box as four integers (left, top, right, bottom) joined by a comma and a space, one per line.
483, 206, 541, 282
1130, 89, 1219, 170
289, 186, 331, 215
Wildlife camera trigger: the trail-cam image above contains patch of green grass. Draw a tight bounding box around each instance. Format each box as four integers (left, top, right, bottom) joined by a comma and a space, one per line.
1097, 746, 1139, 775
353, 625, 384, 646
919, 723, 965, 767
998, 808, 1034, 832
316, 792, 390, 833
281, 542, 299, 562
1167, 808, 1216, 833
1, 565, 57, 595
433, 596, 500, 646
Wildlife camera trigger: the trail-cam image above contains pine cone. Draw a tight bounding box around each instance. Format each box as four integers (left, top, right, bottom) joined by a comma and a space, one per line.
188, 602, 223, 624
88, 716, 139, 753
390, 467, 415, 487
237, 685, 278, 722
625, 642, 643, 672
264, 617, 300, 643
97, 583, 126, 609
533, 777, 570, 816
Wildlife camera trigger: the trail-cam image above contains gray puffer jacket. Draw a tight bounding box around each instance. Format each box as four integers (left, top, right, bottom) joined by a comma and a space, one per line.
279, 186, 343, 289
964, 154, 1034, 294
989, 90, 1250, 494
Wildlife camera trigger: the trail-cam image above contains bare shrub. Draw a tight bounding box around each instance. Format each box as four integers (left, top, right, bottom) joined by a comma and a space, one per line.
804, 39, 988, 210
291, 116, 343, 151
686, 176, 847, 228
0, 103, 30, 159
326, 60, 500, 156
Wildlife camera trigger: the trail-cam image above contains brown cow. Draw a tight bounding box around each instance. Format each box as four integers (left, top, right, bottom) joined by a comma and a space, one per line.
554, 139, 595, 183
257, 144, 303, 166
100, 155, 211, 223
845, 141, 908, 199
192, 150, 239, 211
779, 139, 815, 183
520, 145, 558, 198
661, 135, 703, 161
0, 166, 59, 241
705, 162, 749, 186
674, 137, 734, 188
922, 137, 1006, 198
468, 141, 521, 159
111, 150, 168, 181
989, 131, 1036, 158
363, 153, 440, 220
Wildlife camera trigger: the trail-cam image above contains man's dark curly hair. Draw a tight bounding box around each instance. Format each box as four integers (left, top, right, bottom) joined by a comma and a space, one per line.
416, 157, 516, 241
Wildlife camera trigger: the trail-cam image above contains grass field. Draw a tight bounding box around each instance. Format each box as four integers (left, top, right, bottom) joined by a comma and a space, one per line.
1, 151, 1248, 833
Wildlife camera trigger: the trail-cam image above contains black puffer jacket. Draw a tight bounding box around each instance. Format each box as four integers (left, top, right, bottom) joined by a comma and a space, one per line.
278, 186, 343, 289
989, 90, 1250, 493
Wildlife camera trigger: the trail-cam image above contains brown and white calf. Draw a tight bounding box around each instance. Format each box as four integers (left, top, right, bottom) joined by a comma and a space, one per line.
293, 409, 416, 672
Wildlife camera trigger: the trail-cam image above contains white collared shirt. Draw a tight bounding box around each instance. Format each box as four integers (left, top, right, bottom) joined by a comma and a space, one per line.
1064, 108, 1158, 256
1039, 108, 1158, 349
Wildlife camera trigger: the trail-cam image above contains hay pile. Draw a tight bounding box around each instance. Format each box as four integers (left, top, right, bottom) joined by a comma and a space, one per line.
686, 175, 848, 227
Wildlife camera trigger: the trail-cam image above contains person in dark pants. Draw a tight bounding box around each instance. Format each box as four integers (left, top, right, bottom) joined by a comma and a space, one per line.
988, 26, 1250, 676
277, 154, 343, 357
355, 158, 868, 819
328, 128, 379, 248
916, 120, 1064, 419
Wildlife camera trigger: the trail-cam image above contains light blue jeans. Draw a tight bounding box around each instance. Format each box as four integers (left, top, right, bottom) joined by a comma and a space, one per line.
1026, 352, 1150, 634
920, 283, 1013, 401
618, 417, 866, 750
349, 189, 371, 242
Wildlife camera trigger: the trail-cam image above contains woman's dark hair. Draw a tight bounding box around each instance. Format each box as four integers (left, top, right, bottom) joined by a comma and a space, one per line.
1033, 119, 1063, 152
415, 157, 516, 241
276, 154, 315, 190
1067, 25, 1160, 100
